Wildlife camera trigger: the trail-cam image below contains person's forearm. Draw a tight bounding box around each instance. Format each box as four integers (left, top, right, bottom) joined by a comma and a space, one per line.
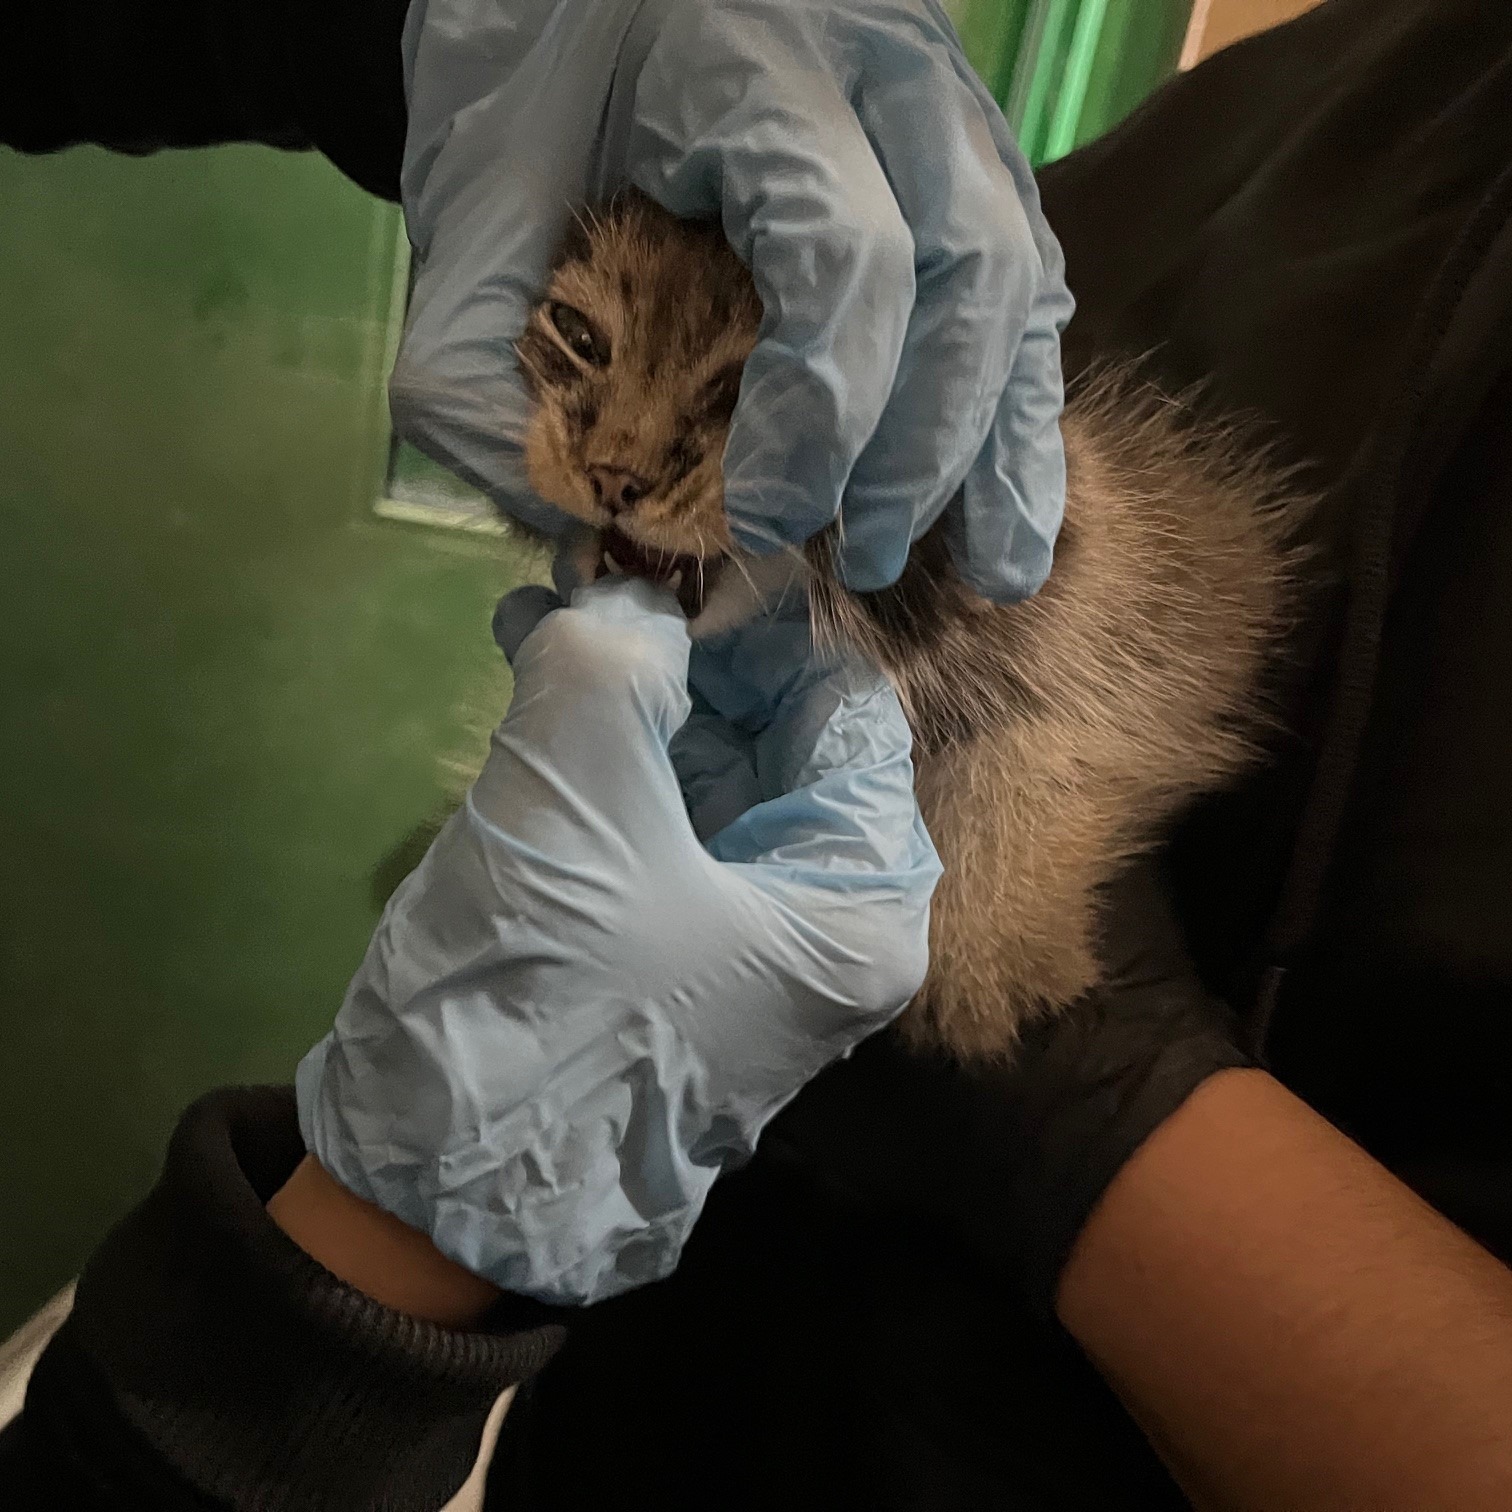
4, 0, 408, 199
269, 1154, 504, 1329
1057, 1068, 1512, 1511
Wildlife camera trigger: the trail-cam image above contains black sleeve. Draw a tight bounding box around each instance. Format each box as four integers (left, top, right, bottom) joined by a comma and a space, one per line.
4, 0, 410, 200
0, 1087, 569, 1510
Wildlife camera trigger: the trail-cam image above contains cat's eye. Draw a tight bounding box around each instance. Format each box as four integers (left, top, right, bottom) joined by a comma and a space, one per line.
548, 302, 610, 367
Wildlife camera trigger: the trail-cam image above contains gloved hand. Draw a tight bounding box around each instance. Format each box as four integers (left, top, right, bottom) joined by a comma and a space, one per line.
764, 860, 1256, 1319
391, 0, 1074, 599
296, 577, 941, 1306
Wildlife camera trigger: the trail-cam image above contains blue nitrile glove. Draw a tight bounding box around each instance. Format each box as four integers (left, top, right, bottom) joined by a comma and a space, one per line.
296, 577, 940, 1305
391, 0, 1074, 599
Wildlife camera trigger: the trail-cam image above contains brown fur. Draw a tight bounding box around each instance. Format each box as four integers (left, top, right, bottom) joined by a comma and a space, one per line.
517, 207, 760, 573
513, 192, 1310, 1060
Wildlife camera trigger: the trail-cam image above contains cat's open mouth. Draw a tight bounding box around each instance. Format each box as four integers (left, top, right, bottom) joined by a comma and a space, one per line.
596, 527, 726, 619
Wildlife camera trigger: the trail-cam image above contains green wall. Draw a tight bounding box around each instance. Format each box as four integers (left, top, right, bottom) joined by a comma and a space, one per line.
0, 146, 534, 1333
948, 0, 1193, 164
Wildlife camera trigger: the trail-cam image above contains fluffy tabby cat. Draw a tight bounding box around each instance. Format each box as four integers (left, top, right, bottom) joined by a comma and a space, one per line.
511, 192, 1307, 1061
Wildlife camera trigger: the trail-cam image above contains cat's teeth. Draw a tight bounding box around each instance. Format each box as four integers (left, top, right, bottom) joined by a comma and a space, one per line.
666, 570, 683, 594
603, 551, 624, 575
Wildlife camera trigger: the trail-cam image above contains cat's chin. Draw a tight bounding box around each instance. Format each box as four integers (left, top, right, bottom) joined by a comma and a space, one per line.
558, 525, 805, 638
686, 550, 807, 639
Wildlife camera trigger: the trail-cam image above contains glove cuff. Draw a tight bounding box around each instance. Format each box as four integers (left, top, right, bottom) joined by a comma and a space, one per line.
25, 1086, 566, 1511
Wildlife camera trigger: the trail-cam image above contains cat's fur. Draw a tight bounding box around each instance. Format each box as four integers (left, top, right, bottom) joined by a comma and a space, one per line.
513, 193, 1309, 1060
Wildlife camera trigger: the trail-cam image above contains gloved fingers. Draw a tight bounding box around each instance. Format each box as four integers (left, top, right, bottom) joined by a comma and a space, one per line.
469, 577, 701, 863
950, 306, 1069, 602
387, 367, 574, 544
935, 50, 1075, 603
670, 705, 762, 846
391, 0, 639, 535
550, 529, 600, 601
686, 619, 934, 1020
387, 214, 577, 542
501, 577, 692, 746
701, 664, 938, 1019
705, 663, 941, 896
491, 584, 565, 665
833, 53, 1059, 591
631, 25, 915, 556
686, 606, 819, 734
687, 615, 931, 890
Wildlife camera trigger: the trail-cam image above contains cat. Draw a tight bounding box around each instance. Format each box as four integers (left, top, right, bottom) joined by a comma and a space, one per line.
510, 192, 1309, 1060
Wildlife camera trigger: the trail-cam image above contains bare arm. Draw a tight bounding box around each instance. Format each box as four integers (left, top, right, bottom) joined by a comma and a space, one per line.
268, 1155, 504, 1329
1057, 1067, 1512, 1511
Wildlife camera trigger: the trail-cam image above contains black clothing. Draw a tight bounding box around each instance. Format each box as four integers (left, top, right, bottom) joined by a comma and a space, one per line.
1, 1090, 564, 1508
5, 0, 410, 200
5, 0, 1511, 1506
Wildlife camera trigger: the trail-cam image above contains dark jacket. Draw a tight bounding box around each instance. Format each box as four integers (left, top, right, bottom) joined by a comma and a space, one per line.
4, 0, 1510, 1505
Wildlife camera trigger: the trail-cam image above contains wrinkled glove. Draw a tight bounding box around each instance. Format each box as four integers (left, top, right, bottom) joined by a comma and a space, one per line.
764, 860, 1256, 1319
392, 0, 1074, 598
296, 577, 940, 1306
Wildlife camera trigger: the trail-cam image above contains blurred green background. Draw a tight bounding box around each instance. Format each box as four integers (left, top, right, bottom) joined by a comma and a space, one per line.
0, 0, 1192, 1334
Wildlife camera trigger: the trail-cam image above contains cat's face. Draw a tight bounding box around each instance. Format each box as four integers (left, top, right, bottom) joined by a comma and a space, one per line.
517, 194, 793, 631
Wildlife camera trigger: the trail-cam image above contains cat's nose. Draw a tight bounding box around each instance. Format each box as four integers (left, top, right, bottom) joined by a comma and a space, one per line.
587, 465, 649, 515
